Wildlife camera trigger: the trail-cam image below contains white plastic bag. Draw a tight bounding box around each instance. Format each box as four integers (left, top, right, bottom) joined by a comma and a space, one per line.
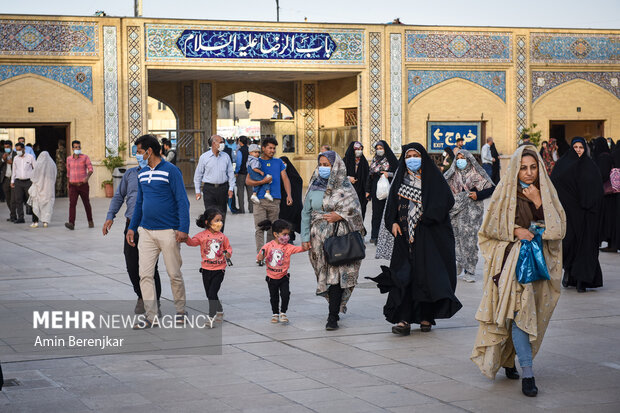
376, 174, 390, 200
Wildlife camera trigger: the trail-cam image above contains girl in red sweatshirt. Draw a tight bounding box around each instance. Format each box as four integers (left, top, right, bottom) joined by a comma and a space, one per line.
257, 219, 308, 324
186, 208, 232, 325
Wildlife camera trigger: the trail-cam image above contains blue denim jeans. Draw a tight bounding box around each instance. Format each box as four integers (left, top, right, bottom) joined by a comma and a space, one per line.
512, 319, 533, 368
482, 163, 493, 179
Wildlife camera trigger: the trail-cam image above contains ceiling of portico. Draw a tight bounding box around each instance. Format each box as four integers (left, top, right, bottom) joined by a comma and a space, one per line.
147, 69, 359, 82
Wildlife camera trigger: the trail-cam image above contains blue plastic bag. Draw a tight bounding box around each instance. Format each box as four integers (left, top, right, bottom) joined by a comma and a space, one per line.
515, 225, 550, 284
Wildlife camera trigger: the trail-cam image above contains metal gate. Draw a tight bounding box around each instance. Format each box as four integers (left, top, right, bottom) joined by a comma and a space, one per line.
149, 129, 207, 188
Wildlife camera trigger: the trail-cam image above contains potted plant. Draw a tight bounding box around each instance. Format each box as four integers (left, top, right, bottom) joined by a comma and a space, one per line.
518, 123, 542, 147
101, 142, 127, 198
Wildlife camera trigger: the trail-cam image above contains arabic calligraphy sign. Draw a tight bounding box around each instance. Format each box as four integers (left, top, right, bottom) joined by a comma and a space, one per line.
176, 30, 337, 60
427, 122, 481, 153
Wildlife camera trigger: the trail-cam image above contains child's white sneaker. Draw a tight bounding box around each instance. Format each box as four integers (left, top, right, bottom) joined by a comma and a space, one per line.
264, 193, 274, 201
271, 314, 279, 323
279, 313, 289, 323
251, 194, 260, 204
30, 222, 38, 228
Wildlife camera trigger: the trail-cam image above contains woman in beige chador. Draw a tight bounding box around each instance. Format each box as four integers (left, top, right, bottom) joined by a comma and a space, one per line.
471, 145, 566, 398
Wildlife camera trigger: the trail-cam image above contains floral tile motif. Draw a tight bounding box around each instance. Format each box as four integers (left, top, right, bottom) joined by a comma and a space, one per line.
145, 24, 364, 64
103, 27, 119, 153
390, 33, 402, 153
0, 64, 92, 100
0, 20, 98, 56
532, 71, 620, 102
531, 33, 620, 64
369, 32, 382, 148
408, 70, 506, 102
406, 31, 512, 63
127, 26, 143, 142
515, 36, 528, 137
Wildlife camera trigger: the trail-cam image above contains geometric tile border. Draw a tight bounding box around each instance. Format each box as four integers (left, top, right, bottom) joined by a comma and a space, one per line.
531, 33, 620, 64
303, 83, 316, 154
0, 20, 98, 56
103, 26, 119, 153
408, 70, 506, 102
406, 31, 512, 63
390, 33, 402, 153
127, 26, 143, 143
369, 32, 382, 150
515, 35, 528, 137
184, 85, 194, 129
358, 74, 363, 143
0, 64, 92, 100
532, 71, 620, 102
200, 83, 212, 144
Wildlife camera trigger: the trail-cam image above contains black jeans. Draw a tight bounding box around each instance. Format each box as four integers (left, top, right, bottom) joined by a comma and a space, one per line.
328, 284, 343, 320
203, 183, 229, 231
13, 179, 36, 221
370, 196, 386, 240
201, 269, 225, 316
124, 220, 161, 300
266, 274, 290, 314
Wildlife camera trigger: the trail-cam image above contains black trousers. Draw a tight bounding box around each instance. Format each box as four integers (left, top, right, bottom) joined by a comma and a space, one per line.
203, 183, 229, 231
266, 274, 290, 314
124, 220, 161, 300
13, 179, 37, 222
328, 284, 343, 320
370, 196, 386, 240
201, 268, 225, 316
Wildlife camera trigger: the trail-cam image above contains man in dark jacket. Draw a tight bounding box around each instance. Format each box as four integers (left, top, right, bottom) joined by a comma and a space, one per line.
1, 140, 16, 221
235, 136, 252, 213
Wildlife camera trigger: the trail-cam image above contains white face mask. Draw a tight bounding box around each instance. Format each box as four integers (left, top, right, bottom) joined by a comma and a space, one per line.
355, 150, 363, 157
376, 149, 385, 156
218, 143, 225, 152
73, 149, 81, 155
16, 150, 23, 156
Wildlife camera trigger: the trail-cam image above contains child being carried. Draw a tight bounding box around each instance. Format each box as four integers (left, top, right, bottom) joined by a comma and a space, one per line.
247, 143, 273, 204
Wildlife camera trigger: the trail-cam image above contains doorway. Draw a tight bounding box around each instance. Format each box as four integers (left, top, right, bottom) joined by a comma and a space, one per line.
549, 120, 604, 155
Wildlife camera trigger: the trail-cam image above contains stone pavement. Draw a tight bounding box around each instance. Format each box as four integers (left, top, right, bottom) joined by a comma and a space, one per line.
1, 194, 620, 413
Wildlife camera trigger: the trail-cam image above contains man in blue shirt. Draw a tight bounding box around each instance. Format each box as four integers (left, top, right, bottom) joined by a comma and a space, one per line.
103, 166, 162, 315
127, 135, 190, 329
193, 135, 235, 230
246, 137, 292, 254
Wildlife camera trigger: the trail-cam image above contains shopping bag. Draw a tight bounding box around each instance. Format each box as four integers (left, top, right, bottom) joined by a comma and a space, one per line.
376, 175, 390, 200
515, 225, 550, 284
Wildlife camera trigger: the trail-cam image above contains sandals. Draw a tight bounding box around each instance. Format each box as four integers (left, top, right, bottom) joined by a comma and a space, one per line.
271, 314, 279, 323
391, 322, 411, 336
420, 322, 432, 333
279, 313, 289, 323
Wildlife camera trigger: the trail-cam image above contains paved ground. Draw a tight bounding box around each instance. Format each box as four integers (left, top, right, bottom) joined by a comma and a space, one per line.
1, 194, 620, 413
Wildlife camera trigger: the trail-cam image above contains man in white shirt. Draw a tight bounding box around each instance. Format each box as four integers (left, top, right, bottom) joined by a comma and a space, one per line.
481, 137, 495, 178
1, 140, 17, 221
11, 142, 36, 224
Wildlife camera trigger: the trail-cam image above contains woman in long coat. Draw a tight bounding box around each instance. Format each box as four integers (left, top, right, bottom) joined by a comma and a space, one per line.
590, 137, 617, 253
368, 143, 462, 335
365, 140, 399, 243
343, 141, 369, 220
444, 149, 495, 282
472, 146, 566, 397
278, 156, 303, 242
27, 151, 57, 228
551, 137, 604, 292
301, 151, 364, 331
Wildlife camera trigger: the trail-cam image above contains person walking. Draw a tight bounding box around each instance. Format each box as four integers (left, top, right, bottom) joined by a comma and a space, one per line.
65, 140, 94, 230
127, 134, 190, 329
162, 139, 176, 165
1, 140, 17, 222
103, 164, 162, 315
246, 137, 293, 254
27, 151, 57, 228
368, 143, 462, 335
343, 141, 369, 220
10, 142, 36, 224
301, 151, 364, 330
55, 140, 67, 197
481, 137, 495, 178
234, 135, 253, 213
365, 140, 398, 244
472, 146, 566, 398
193, 135, 235, 230
490, 139, 501, 184
17, 137, 35, 157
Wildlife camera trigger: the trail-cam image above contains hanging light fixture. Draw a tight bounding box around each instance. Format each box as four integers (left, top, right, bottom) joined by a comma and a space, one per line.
245, 91, 251, 110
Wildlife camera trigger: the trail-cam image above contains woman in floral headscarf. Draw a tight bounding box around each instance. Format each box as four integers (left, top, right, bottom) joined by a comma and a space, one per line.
301, 151, 364, 331
540, 139, 558, 175
471, 145, 566, 398
444, 149, 495, 282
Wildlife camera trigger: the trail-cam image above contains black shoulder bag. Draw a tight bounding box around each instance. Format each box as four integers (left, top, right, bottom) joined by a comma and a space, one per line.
323, 220, 366, 266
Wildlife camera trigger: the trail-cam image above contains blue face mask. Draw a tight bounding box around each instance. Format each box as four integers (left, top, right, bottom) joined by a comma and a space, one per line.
405, 157, 422, 172
455, 158, 467, 170
318, 166, 331, 179
136, 152, 150, 169
4, 148, 10, 153
519, 180, 530, 189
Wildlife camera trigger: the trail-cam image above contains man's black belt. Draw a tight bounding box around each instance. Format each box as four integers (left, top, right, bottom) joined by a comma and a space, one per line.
203, 182, 227, 188
15, 178, 31, 181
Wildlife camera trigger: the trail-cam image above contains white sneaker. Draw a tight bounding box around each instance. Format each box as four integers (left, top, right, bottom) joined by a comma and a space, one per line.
30, 222, 39, 228
264, 193, 274, 202
251, 194, 260, 204
42, 222, 48, 228
462, 273, 476, 283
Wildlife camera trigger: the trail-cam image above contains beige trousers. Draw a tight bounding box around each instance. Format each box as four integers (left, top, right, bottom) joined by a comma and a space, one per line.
253, 198, 280, 252
137, 227, 186, 320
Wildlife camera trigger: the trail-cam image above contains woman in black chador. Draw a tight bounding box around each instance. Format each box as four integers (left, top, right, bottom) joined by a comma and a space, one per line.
278, 156, 303, 242
365, 140, 399, 243
344, 141, 369, 220
368, 143, 462, 335
551, 137, 604, 292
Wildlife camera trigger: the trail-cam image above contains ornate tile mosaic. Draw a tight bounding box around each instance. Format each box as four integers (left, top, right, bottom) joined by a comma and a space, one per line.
532, 71, 620, 102
390, 33, 402, 153
369, 32, 382, 149
0, 64, 92, 100
303, 83, 316, 154
516, 36, 528, 136
0, 20, 98, 56
200, 83, 212, 142
531, 33, 620, 64
405, 31, 512, 63
358, 74, 363, 141
145, 24, 364, 64
407, 70, 506, 102
184, 85, 194, 129
127, 26, 143, 143
103, 27, 119, 153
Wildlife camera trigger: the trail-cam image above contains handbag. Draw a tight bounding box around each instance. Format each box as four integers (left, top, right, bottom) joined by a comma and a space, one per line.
515, 225, 550, 284
376, 174, 390, 200
604, 168, 620, 194
323, 220, 366, 266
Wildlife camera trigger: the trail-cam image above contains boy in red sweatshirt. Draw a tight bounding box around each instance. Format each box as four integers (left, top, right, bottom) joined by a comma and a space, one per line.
257, 219, 309, 323
186, 208, 232, 326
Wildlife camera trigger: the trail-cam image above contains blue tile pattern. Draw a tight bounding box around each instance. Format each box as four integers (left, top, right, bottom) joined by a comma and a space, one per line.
0, 65, 92, 100
531, 33, 620, 64
408, 70, 506, 102
0, 20, 98, 56
532, 71, 620, 102
406, 31, 511, 63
